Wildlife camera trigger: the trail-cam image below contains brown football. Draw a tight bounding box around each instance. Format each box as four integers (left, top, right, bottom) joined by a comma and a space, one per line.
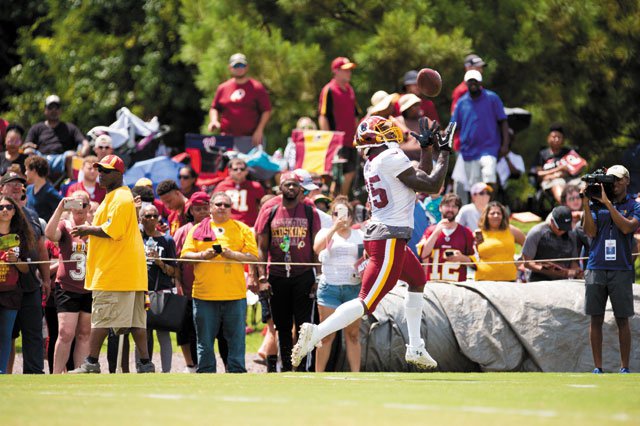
417, 68, 442, 97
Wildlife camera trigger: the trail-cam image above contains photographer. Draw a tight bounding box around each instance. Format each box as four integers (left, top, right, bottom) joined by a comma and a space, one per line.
582, 165, 640, 374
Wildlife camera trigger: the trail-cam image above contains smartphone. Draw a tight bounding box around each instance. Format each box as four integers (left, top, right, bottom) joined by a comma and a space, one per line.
212, 244, 222, 254
64, 199, 83, 210
335, 204, 348, 220
474, 230, 484, 244
444, 250, 455, 257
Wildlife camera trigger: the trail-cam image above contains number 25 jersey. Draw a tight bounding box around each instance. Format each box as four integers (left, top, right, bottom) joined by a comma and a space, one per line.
363, 147, 415, 241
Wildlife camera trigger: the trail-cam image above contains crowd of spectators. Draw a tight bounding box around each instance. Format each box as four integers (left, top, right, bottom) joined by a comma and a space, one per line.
0, 51, 637, 375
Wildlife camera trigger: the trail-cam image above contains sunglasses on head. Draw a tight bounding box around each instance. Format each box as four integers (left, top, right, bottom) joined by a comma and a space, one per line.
0, 204, 14, 211
143, 214, 159, 219
213, 202, 231, 208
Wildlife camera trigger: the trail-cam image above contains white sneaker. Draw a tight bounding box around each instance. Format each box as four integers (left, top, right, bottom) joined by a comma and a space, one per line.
405, 340, 437, 370
183, 366, 197, 373
291, 323, 319, 368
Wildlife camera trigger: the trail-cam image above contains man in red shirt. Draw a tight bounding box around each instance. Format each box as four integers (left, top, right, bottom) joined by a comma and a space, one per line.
208, 53, 272, 148
214, 158, 264, 227
156, 179, 188, 236
318, 57, 360, 196
450, 54, 486, 152
65, 156, 106, 203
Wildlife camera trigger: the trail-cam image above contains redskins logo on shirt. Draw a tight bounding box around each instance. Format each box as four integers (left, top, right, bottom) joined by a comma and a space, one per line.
230, 89, 246, 102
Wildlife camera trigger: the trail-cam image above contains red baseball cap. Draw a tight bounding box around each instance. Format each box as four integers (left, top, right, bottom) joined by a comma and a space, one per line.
189, 191, 210, 207
331, 57, 356, 72
94, 154, 125, 174
280, 171, 301, 185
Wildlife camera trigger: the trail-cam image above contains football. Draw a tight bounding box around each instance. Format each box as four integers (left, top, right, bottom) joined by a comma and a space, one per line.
417, 68, 442, 97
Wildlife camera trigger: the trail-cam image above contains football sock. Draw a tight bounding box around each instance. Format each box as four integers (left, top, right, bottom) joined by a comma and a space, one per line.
405, 291, 424, 348
316, 299, 365, 341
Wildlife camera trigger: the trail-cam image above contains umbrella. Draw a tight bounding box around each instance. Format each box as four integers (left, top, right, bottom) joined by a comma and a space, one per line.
504, 107, 532, 134
123, 156, 184, 189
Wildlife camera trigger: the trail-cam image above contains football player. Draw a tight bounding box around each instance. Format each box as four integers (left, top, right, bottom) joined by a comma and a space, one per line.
292, 115, 455, 369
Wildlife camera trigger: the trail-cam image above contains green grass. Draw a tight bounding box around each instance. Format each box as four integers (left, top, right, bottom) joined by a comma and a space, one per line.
1, 372, 638, 425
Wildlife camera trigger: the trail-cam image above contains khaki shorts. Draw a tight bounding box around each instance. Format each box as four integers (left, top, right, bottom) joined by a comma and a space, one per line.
91, 290, 146, 329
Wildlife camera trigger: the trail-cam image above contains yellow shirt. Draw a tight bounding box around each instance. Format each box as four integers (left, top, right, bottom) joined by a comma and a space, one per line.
472, 228, 517, 282
181, 218, 258, 301
85, 186, 147, 291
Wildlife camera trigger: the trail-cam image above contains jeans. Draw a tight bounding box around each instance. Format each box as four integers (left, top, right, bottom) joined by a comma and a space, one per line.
193, 298, 246, 373
13, 289, 44, 374
0, 308, 18, 374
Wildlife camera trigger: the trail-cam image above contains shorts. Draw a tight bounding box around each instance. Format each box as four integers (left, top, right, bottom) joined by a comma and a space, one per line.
584, 269, 635, 318
176, 299, 195, 346
91, 290, 146, 329
540, 177, 566, 191
337, 146, 359, 174
55, 285, 92, 314
463, 155, 497, 185
46, 151, 74, 175
316, 282, 361, 310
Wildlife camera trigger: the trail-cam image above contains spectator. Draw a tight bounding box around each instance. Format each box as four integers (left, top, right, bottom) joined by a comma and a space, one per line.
450, 54, 486, 157
418, 193, 475, 282
313, 196, 364, 372
582, 165, 639, 374
456, 182, 492, 230
318, 57, 360, 196
394, 93, 425, 161
255, 171, 320, 371
532, 123, 587, 204
44, 191, 92, 373
395, 70, 440, 122
214, 158, 265, 227
0, 196, 37, 374
92, 134, 114, 160
65, 156, 106, 203
365, 91, 398, 119
2, 171, 50, 374
294, 168, 332, 229
0, 117, 8, 146
521, 206, 582, 282
69, 155, 154, 374
156, 179, 188, 236
24, 95, 88, 179
208, 53, 272, 148
178, 166, 202, 199
312, 194, 332, 213
451, 70, 509, 193
560, 184, 591, 257
25, 155, 62, 221
140, 204, 177, 373
173, 191, 211, 373
0, 125, 28, 175
471, 201, 525, 281
180, 192, 259, 373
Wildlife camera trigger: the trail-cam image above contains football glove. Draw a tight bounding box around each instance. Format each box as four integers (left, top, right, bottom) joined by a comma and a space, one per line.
435, 122, 457, 152
410, 117, 440, 148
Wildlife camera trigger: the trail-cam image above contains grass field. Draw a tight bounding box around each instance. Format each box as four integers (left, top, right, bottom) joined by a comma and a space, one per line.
1, 372, 638, 425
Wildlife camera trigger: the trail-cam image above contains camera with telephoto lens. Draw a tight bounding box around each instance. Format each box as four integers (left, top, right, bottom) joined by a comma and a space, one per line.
581, 168, 615, 200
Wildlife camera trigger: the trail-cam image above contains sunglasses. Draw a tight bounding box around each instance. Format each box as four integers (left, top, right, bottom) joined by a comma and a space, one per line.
178, 175, 192, 180
231, 167, 246, 172
213, 202, 232, 208
95, 146, 111, 150
97, 167, 115, 174
46, 104, 60, 110
232, 63, 247, 69
0, 204, 14, 211
143, 214, 159, 219
475, 191, 490, 196
566, 196, 581, 202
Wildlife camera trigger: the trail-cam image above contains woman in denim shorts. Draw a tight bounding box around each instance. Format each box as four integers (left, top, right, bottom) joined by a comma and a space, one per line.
313, 196, 364, 372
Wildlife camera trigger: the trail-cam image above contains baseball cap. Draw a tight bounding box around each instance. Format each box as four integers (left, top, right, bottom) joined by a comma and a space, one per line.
45, 95, 61, 107
0, 171, 26, 185
606, 165, 629, 179
135, 178, 153, 187
551, 206, 573, 232
94, 154, 125, 174
464, 70, 483, 83
280, 171, 301, 186
464, 54, 486, 68
331, 57, 356, 71
229, 53, 248, 67
293, 169, 320, 191
470, 182, 493, 195
403, 70, 419, 86
399, 93, 421, 113
312, 194, 332, 205
189, 191, 210, 207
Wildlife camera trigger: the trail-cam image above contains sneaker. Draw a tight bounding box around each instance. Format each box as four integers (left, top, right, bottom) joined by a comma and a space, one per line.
620, 367, 630, 374
68, 360, 101, 374
405, 340, 438, 370
136, 361, 156, 373
291, 323, 319, 368
183, 365, 197, 373
592, 367, 604, 374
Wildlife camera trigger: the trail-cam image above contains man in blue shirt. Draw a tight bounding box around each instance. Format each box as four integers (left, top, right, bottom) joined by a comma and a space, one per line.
25, 155, 62, 221
451, 70, 509, 195
582, 165, 640, 374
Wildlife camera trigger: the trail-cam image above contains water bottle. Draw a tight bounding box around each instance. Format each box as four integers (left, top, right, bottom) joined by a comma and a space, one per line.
145, 238, 157, 263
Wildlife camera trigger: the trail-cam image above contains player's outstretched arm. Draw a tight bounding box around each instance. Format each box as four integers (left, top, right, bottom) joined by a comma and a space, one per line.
397, 150, 450, 194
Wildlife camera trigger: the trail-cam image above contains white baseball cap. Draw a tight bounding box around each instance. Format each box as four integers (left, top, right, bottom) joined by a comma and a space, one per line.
606, 165, 629, 179
464, 70, 483, 83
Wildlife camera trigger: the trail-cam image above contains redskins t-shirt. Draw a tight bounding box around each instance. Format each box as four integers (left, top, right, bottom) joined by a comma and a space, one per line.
418, 224, 475, 282
214, 177, 265, 227
212, 78, 272, 136
55, 220, 90, 293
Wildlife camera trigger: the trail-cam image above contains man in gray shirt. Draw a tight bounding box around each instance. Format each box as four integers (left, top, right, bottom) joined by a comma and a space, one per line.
521, 206, 582, 281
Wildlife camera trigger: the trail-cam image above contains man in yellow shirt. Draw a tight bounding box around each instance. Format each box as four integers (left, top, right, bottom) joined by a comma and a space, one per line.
69, 155, 154, 374
181, 192, 258, 373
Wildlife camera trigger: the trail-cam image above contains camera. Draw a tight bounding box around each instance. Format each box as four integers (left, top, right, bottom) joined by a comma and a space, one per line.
581, 168, 615, 200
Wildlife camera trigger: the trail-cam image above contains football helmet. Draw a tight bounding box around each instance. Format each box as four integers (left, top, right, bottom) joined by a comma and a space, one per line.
353, 116, 404, 150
